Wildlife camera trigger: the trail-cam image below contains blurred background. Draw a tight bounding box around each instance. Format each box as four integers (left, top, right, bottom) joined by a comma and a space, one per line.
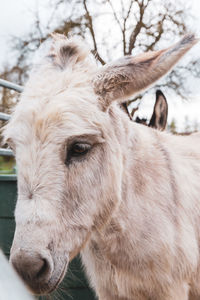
0, 0, 200, 173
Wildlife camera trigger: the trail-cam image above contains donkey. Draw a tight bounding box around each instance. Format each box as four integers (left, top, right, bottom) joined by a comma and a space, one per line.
134, 89, 168, 130
3, 34, 200, 300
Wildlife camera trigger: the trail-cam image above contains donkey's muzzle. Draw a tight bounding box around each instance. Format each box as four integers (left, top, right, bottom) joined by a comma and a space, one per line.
10, 249, 53, 294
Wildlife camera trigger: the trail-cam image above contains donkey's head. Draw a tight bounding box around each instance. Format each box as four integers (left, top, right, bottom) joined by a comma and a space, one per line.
3, 33, 197, 294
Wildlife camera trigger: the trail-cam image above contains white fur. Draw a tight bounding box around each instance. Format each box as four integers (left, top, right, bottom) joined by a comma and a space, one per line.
3, 34, 200, 299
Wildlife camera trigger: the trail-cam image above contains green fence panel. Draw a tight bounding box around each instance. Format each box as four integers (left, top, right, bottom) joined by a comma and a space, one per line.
0, 218, 16, 255
0, 175, 96, 300
0, 175, 17, 217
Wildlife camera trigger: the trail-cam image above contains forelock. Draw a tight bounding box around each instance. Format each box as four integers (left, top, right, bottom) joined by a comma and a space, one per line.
20, 34, 97, 101
47, 33, 91, 70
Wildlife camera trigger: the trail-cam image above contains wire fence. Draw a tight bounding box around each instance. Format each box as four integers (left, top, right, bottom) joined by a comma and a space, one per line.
0, 79, 23, 157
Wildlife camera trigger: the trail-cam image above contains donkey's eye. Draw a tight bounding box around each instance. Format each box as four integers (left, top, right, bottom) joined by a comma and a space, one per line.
71, 143, 91, 156
66, 142, 92, 164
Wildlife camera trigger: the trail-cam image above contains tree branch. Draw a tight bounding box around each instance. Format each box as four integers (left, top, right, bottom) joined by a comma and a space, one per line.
122, 0, 134, 55
145, 15, 166, 51
83, 0, 106, 65
128, 0, 147, 54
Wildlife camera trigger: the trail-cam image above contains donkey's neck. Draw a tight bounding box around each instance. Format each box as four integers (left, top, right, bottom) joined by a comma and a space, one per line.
101, 109, 174, 238
88, 115, 174, 271
115, 116, 165, 221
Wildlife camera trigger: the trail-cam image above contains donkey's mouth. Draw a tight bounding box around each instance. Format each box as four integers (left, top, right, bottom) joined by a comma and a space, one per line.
46, 259, 69, 294
34, 258, 69, 295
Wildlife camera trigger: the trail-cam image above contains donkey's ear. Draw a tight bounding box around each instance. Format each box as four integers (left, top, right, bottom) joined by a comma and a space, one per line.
149, 90, 168, 131
93, 34, 198, 111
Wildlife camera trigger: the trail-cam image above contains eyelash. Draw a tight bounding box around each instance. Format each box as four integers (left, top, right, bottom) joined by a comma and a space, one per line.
65, 142, 92, 165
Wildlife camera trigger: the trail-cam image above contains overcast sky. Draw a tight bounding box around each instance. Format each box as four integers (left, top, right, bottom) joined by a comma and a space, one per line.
0, 0, 200, 131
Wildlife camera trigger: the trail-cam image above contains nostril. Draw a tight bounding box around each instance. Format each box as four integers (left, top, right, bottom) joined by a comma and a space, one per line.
36, 258, 51, 280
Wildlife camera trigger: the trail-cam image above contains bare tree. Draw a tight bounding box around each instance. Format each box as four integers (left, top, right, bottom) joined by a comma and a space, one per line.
0, 68, 19, 113
0, 0, 199, 112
